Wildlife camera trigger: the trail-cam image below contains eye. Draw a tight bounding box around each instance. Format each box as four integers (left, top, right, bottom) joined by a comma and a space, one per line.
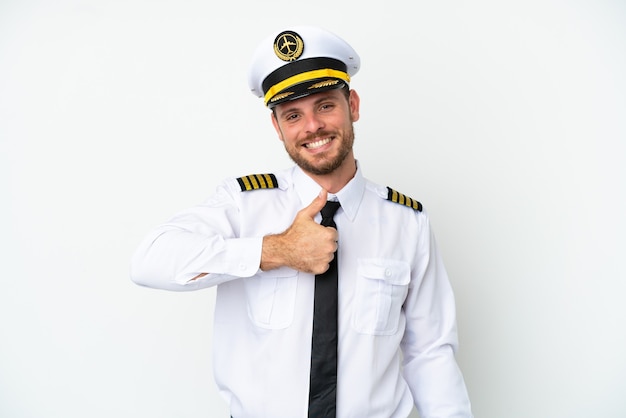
319, 102, 335, 112
285, 113, 300, 122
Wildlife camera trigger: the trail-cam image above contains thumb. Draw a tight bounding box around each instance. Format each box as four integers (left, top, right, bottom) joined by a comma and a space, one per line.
300, 189, 328, 219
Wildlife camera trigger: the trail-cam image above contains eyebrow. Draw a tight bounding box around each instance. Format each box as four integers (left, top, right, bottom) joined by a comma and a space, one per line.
277, 92, 336, 117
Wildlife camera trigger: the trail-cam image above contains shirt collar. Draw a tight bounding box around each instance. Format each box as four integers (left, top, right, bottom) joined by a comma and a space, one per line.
291, 162, 365, 222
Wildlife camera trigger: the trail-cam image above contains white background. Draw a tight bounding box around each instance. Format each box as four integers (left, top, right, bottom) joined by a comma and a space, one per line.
1, 1, 625, 417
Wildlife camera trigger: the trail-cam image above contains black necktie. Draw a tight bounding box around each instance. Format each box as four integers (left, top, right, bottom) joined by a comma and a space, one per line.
308, 200, 341, 418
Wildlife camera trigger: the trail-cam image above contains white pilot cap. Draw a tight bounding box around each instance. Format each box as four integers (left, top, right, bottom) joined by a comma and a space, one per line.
247, 26, 360, 108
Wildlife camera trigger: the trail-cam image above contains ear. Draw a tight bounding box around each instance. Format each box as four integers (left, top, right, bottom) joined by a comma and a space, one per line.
348, 89, 360, 122
270, 112, 285, 142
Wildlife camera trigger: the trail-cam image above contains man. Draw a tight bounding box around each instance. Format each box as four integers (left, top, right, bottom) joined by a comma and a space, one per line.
131, 26, 473, 418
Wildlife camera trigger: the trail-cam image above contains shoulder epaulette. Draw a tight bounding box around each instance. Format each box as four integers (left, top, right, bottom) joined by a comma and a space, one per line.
386, 187, 423, 211
236, 173, 279, 192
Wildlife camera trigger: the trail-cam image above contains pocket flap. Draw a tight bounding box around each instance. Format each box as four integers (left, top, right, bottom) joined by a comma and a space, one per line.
357, 258, 410, 285
256, 266, 298, 279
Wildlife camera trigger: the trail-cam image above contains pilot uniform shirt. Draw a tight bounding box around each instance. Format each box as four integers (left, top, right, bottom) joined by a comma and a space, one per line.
130, 163, 473, 418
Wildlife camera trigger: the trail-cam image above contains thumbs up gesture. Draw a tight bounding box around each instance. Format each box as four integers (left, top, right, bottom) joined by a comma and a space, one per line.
261, 190, 338, 274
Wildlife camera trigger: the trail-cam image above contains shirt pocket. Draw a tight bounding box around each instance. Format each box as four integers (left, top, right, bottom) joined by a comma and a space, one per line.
243, 267, 298, 329
352, 258, 410, 335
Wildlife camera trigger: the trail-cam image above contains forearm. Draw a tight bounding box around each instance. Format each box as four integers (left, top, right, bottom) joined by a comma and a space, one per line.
403, 342, 472, 418
401, 289, 471, 416
130, 226, 262, 291
260, 232, 300, 272
259, 233, 284, 271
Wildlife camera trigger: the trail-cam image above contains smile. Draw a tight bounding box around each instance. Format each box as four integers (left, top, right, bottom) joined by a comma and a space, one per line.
304, 137, 332, 149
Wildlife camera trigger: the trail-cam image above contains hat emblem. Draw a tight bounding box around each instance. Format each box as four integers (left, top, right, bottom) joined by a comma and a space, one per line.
273, 31, 304, 62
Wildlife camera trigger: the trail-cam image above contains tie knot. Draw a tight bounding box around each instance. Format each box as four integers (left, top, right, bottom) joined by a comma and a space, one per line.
321, 200, 341, 221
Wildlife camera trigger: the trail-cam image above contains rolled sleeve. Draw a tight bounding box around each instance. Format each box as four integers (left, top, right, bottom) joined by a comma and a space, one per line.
130, 183, 263, 291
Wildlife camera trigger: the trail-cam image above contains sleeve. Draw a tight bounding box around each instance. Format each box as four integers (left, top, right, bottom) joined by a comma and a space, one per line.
129, 181, 262, 291
400, 211, 473, 417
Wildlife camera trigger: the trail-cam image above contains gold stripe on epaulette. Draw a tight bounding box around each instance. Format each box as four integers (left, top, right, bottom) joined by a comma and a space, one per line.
237, 174, 278, 192
386, 187, 423, 211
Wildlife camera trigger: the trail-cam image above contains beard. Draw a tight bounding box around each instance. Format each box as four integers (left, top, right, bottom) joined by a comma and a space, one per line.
284, 123, 355, 176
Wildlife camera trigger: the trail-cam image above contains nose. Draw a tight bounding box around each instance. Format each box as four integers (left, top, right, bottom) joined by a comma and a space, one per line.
303, 111, 325, 134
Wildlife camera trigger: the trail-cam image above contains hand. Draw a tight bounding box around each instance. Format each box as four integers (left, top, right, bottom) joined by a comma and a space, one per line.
261, 190, 338, 274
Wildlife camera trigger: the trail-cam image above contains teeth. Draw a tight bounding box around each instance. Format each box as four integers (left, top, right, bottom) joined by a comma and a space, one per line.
305, 138, 331, 149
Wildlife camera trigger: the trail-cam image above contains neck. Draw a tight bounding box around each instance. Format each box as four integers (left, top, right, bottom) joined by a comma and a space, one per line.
306, 154, 357, 194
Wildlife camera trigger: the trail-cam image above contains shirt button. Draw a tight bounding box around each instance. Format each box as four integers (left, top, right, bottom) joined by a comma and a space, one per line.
239, 263, 247, 271
385, 268, 393, 277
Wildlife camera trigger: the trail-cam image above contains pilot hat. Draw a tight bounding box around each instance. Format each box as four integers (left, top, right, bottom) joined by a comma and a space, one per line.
248, 26, 360, 108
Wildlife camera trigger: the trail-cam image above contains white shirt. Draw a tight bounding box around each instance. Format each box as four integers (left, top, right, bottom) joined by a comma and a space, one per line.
131, 164, 473, 418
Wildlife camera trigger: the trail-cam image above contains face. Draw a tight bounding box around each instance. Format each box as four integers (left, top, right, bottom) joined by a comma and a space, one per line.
271, 88, 360, 176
